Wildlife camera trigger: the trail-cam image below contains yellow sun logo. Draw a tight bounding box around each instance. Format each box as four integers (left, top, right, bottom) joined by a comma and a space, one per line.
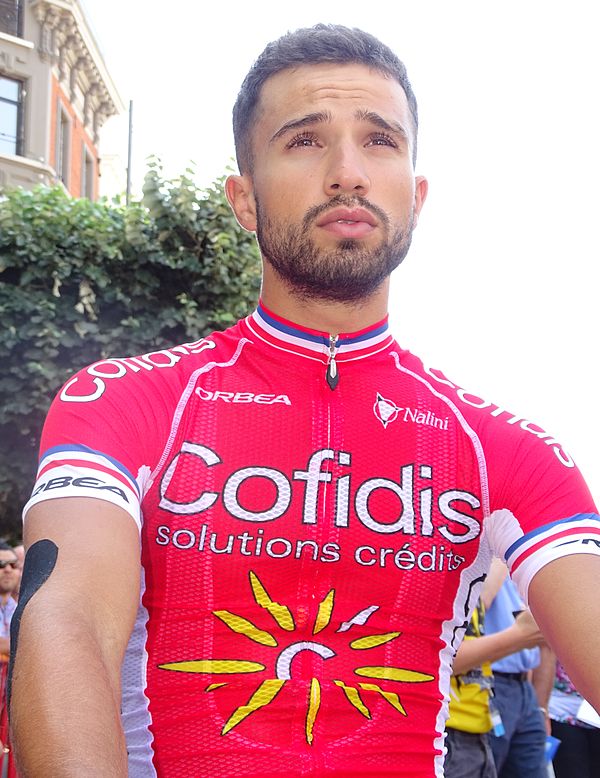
159, 571, 434, 745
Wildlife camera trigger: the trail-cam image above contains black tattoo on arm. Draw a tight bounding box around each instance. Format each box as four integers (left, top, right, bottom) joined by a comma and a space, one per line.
7, 539, 58, 712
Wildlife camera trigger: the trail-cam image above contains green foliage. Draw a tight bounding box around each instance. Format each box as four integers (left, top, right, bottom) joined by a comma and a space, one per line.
0, 164, 261, 539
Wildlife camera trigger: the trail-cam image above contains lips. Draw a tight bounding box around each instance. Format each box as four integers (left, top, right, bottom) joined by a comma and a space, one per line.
316, 207, 378, 239
316, 207, 378, 228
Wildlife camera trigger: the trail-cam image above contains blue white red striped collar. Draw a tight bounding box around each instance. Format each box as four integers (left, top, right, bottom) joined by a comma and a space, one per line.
244, 302, 394, 363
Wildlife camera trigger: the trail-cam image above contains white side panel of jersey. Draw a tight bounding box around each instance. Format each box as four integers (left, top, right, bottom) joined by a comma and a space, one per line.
121, 567, 157, 778
433, 530, 494, 776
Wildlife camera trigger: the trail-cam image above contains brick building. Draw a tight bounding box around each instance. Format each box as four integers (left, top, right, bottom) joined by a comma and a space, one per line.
0, 0, 123, 198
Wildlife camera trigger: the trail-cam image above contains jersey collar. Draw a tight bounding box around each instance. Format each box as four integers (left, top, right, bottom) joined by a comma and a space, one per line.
244, 302, 394, 364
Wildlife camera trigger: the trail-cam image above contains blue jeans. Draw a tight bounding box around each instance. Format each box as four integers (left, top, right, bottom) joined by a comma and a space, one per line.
489, 675, 547, 778
445, 728, 497, 778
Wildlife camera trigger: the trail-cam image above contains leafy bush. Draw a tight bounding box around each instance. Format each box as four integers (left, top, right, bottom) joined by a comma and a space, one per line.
0, 164, 261, 539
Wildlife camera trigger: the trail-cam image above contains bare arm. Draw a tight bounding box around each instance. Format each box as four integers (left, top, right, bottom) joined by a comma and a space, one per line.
453, 609, 545, 676
481, 556, 509, 611
531, 644, 556, 735
531, 645, 556, 708
528, 555, 600, 714
9, 497, 140, 777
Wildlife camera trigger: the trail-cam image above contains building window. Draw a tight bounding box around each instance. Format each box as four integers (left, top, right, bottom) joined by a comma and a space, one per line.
81, 143, 95, 199
55, 105, 70, 185
0, 0, 23, 38
0, 74, 22, 156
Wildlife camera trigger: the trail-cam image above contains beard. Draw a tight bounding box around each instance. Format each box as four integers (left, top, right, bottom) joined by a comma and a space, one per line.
255, 194, 415, 304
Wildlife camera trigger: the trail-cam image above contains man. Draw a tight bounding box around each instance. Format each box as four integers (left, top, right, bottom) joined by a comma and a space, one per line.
9, 23, 600, 778
0, 542, 19, 776
0, 542, 18, 659
9, 545, 23, 601
445, 601, 499, 778
445, 604, 546, 778
483, 563, 548, 777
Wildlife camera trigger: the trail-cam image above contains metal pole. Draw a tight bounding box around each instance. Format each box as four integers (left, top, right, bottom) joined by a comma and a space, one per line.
126, 99, 133, 204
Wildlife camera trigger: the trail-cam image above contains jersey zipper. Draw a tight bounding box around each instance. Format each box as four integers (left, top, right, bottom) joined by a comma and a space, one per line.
326, 334, 339, 390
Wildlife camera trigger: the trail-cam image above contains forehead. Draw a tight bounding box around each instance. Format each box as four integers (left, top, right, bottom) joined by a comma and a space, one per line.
256, 62, 413, 133
0, 550, 16, 562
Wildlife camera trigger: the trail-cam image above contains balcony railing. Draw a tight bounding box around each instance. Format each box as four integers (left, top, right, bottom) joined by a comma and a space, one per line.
0, 0, 23, 38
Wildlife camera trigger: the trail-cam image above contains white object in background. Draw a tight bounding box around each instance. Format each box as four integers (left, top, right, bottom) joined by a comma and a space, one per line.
577, 699, 600, 728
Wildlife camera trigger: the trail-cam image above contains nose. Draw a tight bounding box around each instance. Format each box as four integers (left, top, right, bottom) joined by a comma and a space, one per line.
324, 144, 370, 197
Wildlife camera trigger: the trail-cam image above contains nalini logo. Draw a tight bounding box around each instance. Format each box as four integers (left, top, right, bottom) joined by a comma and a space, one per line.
373, 393, 402, 428
373, 393, 449, 431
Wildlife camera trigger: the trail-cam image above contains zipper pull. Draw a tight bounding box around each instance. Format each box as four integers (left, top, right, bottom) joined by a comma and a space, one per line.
326, 334, 339, 390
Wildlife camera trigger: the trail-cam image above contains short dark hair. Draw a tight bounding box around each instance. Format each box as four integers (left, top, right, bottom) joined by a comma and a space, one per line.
232, 24, 419, 174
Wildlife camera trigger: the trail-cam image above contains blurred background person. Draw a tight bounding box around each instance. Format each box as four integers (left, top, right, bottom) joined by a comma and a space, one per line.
445, 600, 546, 778
10, 545, 23, 601
548, 657, 600, 777
0, 541, 19, 778
0, 542, 19, 658
483, 558, 548, 778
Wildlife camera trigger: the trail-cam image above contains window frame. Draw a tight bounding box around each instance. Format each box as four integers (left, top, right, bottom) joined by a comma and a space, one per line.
0, 0, 23, 38
0, 72, 24, 156
55, 101, 71, 185
81, 142, 95, 199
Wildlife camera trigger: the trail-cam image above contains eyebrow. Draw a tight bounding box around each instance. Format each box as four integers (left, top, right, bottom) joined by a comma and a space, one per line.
270, 111, 332, 143
270, 109, 409, 144
354, 110, 409, 142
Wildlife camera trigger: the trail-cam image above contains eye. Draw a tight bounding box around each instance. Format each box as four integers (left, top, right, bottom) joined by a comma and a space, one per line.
286, 131, 320, 149
367, 133, 398, 148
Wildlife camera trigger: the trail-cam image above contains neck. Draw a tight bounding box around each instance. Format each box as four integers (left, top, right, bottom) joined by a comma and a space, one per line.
260, 267, 390, 333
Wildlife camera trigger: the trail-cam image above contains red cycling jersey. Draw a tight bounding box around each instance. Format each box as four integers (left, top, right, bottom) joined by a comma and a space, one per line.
25, 303, 600, 777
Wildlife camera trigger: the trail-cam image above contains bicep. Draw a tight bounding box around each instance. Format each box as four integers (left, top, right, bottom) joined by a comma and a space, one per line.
9, 498, 139, 772
20, 497, 141, 665
528, 555, 600, 711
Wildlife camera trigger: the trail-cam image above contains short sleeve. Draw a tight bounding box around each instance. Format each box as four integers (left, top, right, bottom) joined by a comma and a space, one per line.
481, 416, 599, 602
23, 354, 185, 529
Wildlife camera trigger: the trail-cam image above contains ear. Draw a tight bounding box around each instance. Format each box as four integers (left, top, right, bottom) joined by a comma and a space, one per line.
225, 174, 257, 232
412, 175, 428, 228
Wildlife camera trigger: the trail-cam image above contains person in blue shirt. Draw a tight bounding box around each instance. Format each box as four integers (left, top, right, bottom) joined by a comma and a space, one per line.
483, 559, 548, 778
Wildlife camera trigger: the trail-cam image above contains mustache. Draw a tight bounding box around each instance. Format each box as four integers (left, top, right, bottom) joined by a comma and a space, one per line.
302, 195, 390, 230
